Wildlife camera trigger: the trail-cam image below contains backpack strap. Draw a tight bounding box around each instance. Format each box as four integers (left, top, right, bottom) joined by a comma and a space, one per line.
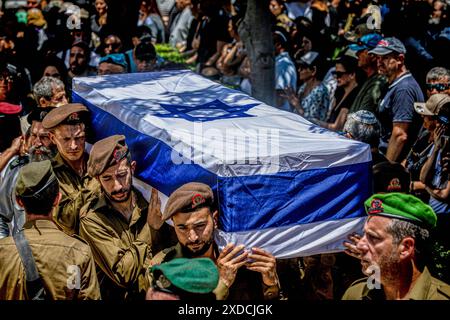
12, 230, 47, 300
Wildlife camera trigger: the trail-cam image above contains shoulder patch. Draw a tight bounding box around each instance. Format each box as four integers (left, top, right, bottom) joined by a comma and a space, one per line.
149, 246, 177, 267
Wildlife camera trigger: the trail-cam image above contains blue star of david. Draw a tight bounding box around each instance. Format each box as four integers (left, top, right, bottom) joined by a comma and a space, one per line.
157, 99, 258, 122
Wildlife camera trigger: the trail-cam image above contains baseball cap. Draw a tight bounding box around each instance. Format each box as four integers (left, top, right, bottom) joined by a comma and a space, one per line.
349, 33, 383, 52
369, 37, 407, 55
414, 94, 450, 116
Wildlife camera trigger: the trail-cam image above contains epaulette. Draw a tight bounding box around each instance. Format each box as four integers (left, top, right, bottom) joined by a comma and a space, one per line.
71, 234, 90, 246
349, 277, 369, 287
436, 283, 450, 299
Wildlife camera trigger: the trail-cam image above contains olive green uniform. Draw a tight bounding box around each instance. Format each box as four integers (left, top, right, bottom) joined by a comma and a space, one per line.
0, 220, 101, 300
342, 267, 450, 300
79, 188, 177, 300
149, 243, 280, 300
52, 153, 99, 236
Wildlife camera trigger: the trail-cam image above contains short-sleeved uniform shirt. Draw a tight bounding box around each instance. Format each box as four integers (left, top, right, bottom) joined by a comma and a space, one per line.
377, 72, 424, 159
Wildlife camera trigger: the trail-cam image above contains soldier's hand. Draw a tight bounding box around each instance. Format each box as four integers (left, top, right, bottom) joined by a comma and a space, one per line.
246, 247, 278, 287
343, 233, 362, 259
10, 136, 24, 156
217, 243, 248, 288
147, 188, 164, 230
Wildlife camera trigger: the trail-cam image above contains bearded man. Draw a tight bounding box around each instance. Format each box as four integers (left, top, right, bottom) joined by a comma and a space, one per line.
79, 135, 177, 300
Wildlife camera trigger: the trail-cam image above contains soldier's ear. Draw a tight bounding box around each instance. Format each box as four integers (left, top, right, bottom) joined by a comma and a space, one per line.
16, 196, 24, 208
398, 236, 415, 260
130, 160, 137, 174
212, 210, 219, 228
53, 192, 62, 207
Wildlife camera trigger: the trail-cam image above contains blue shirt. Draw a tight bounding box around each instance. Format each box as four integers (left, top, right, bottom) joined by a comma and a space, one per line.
377, 72, 424, 155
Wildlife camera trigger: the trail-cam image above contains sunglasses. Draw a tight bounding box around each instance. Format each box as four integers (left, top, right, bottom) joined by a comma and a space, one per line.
426, 83, 450, 92
332, 70, 348, 78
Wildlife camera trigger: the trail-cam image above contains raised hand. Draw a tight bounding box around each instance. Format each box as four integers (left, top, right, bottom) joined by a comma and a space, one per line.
147, 187, 164, 230
246, 247, 278, 287
343, 233, 362, 259
217, 243, 249, 288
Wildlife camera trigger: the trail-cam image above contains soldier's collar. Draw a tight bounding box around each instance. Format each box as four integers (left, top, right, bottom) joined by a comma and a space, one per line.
53, 152, 89, 177
23, 219, 61, 231
406, 267, 433, 300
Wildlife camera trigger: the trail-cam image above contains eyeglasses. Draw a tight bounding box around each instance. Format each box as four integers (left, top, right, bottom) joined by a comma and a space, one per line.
332, 70, 348, 78
105, 42, 120, 50
426, 82, 450, 92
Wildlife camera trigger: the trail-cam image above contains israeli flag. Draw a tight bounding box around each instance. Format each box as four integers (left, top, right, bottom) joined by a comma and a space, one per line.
73, 70, 371, 259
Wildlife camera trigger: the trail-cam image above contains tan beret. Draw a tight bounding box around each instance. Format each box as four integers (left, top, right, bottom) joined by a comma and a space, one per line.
42, 103, 89, 129
163, 182, 214, 220
87, 135, 129, 177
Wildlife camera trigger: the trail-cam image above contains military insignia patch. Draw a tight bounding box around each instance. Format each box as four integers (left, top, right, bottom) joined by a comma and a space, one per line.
387, 178, 401, 192
191, 193, 205, 208
368, 199, 384, 214
156, 274, 172, 289
67, 112, 80, 121
112, 147, 128, 162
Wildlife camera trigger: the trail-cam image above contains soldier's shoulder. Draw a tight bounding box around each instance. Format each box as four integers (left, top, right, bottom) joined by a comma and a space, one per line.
79, 196, 103, 220
150, 245, 179, 267
430, 277, 450, 300
342, 278, 368, 300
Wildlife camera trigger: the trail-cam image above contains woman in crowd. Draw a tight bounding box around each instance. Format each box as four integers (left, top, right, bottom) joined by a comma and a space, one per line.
283, 51, 329, 121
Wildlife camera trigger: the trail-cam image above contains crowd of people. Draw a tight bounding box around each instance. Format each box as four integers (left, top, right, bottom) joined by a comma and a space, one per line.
0, 0, 450, 300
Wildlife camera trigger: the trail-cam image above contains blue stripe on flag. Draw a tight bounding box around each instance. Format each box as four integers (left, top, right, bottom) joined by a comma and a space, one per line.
217, 162, 371, 232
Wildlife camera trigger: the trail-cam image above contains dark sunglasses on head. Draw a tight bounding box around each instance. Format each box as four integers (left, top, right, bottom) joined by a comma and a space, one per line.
332, 70, 348, 78
426, 82, 450, 92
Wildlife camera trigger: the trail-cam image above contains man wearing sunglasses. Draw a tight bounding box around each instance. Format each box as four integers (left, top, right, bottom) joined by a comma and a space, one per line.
426, 67, 450, 97
369, 37, 424, 163
348, 33, 388, 115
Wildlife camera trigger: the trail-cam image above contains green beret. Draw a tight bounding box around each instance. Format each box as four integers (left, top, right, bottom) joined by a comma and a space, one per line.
42, 103, 89, 129
87, 135, 129, 177
364, 193, 437, 229
15, 160, 57, 198
151, 258, 219, 295
163, 182, 214, 220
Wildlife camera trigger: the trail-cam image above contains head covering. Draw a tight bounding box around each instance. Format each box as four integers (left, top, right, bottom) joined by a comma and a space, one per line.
163, 182, 214, 220
372, 161, 410, 193
414, 94, 450, 116
364, 193, 437, 230
27, 8, 46, 28
99, 54, 128, 70
87, 135, 129, 177
348, 110, 379, 125
42, 103, 89, 129
15, 160, 57, 199
150, 258, 219, 295
349, 33, 383, 52
26, 107, 56, 124
0, 102, 22, 115
134, 39, 156, 62
369, 37, 407, 56
297, 51, 319, 67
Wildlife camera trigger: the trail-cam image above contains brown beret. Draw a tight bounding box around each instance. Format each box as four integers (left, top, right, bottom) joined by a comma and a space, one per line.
87, 135, 129, 177
42, 103, 89, 129
163, 182, 214, 220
